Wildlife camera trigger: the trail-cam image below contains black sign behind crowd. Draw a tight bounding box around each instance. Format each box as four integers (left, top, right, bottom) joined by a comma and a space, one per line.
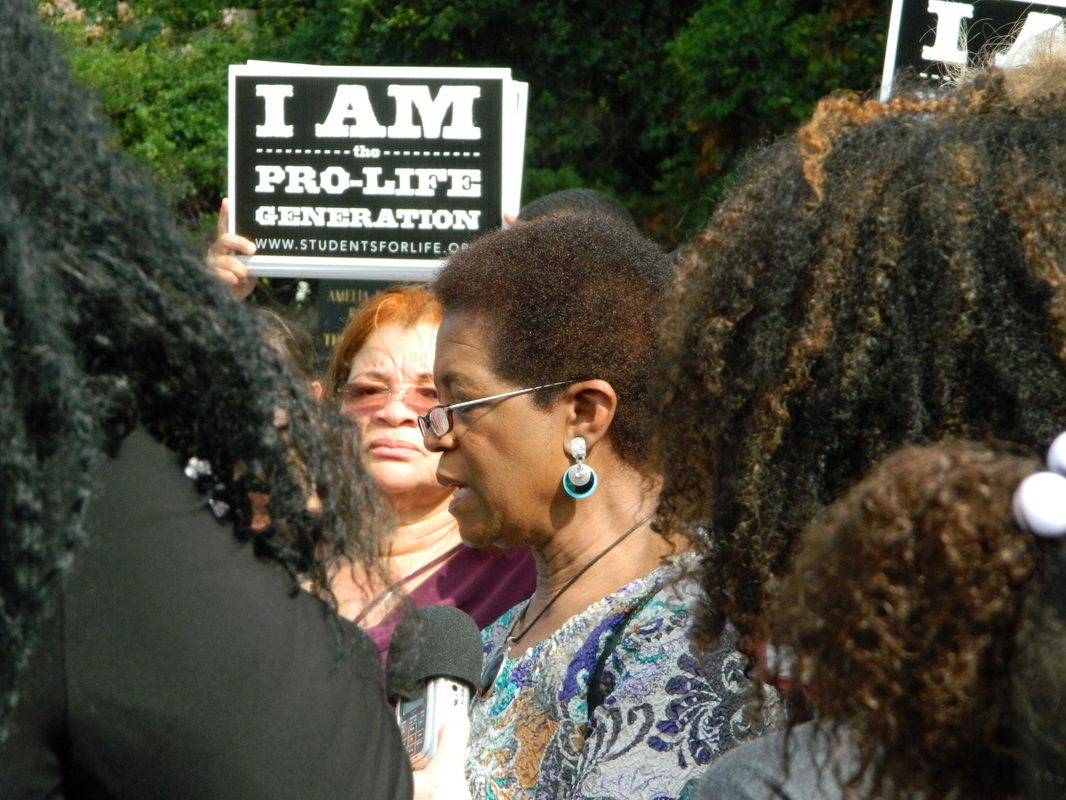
881, 0, 1066, 100
229, 63, 527, 280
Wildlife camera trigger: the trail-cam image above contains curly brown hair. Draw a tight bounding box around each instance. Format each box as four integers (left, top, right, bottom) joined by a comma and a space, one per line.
657, 66, 1066, 653
433, 212, 671, 468
770, 442, 1038, 800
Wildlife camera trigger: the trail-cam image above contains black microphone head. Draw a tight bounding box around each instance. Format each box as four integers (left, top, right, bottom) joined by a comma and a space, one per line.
386, 604, 483, 701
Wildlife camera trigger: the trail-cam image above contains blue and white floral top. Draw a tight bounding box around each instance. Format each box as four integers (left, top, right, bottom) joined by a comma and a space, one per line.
466, 558, 770, 799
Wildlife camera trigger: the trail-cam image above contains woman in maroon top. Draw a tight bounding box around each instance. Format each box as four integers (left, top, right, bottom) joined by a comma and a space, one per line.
325, 285, 537, 655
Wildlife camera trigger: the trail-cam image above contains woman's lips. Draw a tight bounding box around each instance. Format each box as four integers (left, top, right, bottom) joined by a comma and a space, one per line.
366, 438, 422, 459
448, 485, 473, 512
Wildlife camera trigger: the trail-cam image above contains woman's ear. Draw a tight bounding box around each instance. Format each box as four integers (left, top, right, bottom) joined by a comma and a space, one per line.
563, 380, 617, 450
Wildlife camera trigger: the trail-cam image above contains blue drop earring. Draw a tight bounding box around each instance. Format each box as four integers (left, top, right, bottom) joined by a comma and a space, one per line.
562, 436, 597, 499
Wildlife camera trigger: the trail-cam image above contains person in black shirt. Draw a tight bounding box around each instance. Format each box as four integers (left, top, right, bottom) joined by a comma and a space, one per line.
0, 2, 438, 796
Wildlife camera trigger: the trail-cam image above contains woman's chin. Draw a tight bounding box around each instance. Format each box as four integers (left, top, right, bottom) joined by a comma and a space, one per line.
369, 464, 444, 499
456, 523, 494, 549
450, 504, 502, 549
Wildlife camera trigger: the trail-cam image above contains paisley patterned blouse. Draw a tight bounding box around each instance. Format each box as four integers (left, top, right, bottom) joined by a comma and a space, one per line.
466, 559, 770, 799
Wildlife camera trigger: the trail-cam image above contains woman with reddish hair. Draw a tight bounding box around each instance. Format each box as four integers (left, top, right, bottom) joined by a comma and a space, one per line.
325, 285, 536, 655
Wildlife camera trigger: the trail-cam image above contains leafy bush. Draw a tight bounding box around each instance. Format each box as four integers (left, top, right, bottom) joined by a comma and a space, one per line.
39, 0, 890, 247
40, 0, 253, 237
660, 0, 887, 239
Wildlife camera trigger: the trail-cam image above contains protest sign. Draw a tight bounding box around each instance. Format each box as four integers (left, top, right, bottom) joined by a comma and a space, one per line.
881, 0, 1066, 100
229, 63, 527, 279
315, 279, 402, 371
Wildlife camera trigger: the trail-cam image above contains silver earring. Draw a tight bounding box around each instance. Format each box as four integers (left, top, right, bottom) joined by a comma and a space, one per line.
562, 436, 597, 499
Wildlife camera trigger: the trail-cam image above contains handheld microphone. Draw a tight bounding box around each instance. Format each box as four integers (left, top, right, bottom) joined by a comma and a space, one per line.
386, 604, 483, 768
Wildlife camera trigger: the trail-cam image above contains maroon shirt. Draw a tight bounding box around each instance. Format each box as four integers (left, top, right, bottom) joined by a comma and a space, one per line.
365, 545, 537, 662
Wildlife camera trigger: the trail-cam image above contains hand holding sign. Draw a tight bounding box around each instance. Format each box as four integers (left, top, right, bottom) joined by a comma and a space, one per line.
207, 198, 258, 300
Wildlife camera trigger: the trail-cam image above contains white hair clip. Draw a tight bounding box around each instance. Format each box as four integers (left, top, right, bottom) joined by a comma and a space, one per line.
184, 456, 213, 480
1013, 432, 1066, 538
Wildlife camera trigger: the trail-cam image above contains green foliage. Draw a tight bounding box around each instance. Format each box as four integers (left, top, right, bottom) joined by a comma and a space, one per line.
38, 0, 891, 247
253, 0, 704, 242
659, 0, 887, 240
39, 0, 253, 236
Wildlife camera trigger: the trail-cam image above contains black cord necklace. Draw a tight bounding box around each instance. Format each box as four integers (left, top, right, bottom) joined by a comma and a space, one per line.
504, 512, 654, 652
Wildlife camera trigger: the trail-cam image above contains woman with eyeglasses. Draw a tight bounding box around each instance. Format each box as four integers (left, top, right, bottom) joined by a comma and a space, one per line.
419, 213, 772, 799
324, 285, 536, 657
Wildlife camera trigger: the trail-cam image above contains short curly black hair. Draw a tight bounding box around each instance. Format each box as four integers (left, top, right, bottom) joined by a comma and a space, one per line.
657, 65, 1066, 653
433, 212, 670, 468
516, 188, 636, 229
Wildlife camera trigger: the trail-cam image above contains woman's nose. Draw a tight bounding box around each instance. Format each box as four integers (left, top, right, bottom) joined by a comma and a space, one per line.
377, 395, 418, 426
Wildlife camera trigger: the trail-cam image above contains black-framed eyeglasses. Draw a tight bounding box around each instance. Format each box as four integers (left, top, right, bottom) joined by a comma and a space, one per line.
417, 380, 574, 440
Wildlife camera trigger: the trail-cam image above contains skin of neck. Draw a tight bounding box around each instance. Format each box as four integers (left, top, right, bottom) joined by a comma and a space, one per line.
332, 488, 462, 623
385, 486, 464, 577
525, 464, 675, 623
